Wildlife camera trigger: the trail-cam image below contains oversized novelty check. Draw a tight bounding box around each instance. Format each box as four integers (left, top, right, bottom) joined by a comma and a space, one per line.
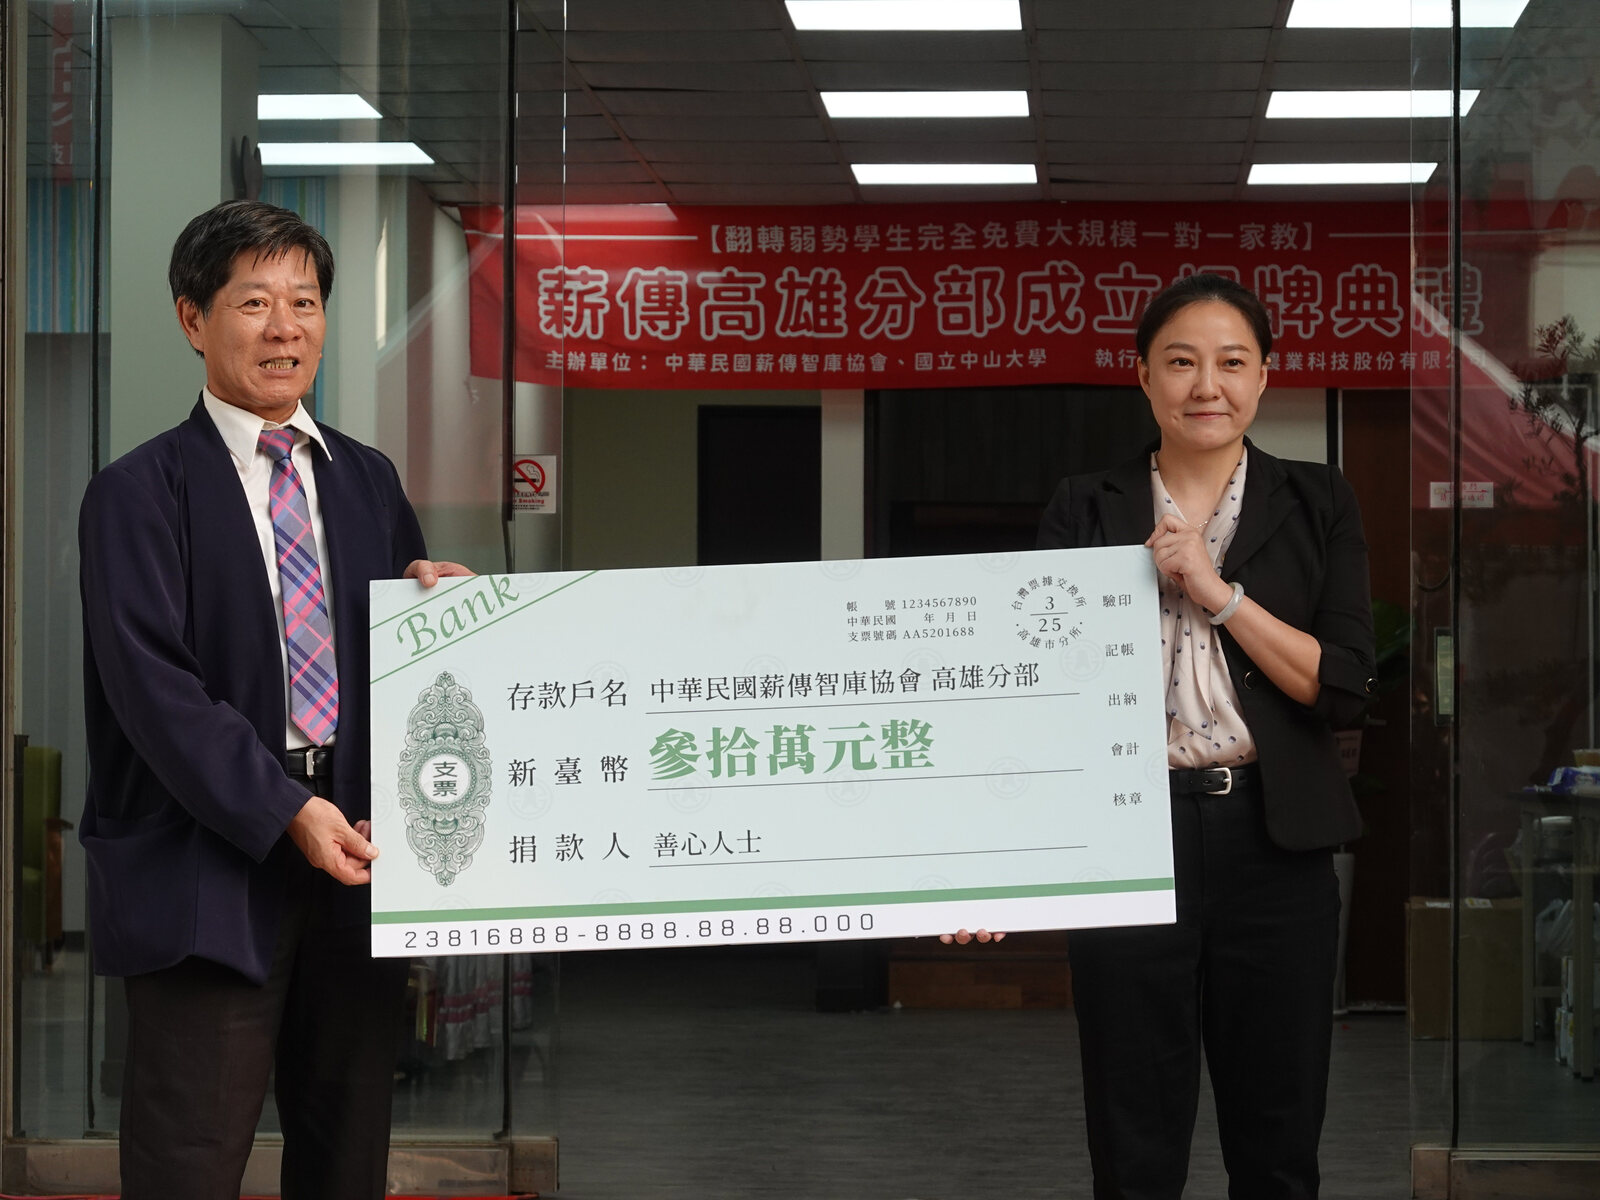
368, 547, 1173, 957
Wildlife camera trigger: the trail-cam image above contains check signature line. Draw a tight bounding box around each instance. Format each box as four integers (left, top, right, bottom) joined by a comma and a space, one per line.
644, 691, 1081, 716
649, 844, 1088, 868
647, 767, 1083, 793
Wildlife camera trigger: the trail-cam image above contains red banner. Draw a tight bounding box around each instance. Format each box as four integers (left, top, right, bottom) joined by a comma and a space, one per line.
50, 3, 76, 182
463, 202, 1413, 391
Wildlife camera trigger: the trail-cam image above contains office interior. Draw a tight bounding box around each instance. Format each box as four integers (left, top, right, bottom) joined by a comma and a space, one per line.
3, 0, 1599, 1196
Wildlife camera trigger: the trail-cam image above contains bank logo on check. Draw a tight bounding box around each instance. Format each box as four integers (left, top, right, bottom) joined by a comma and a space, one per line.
398, 671, 493, 886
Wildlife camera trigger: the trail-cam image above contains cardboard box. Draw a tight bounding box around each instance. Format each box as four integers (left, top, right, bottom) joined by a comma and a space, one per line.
1407, 896, 1523, 1040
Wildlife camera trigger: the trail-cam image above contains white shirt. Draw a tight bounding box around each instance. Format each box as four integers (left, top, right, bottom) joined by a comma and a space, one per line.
202, 389, 336, 750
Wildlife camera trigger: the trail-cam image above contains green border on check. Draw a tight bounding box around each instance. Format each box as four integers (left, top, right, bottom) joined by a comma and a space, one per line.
372, 877, 1174, 924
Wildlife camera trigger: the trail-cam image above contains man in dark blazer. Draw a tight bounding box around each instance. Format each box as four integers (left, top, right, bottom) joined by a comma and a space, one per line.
78, 200, 469, 1200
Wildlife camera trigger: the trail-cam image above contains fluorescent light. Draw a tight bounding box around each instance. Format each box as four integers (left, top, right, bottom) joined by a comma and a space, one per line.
1287, 0, 1528, 27
852, 162, 1036, 185
787, 1, 1021, 31
1266, 90, 1479, 119
822, 91, 1029, 119
259, 142, 433, 166
1248, 162, 1437, 185
258, 94, 382, 121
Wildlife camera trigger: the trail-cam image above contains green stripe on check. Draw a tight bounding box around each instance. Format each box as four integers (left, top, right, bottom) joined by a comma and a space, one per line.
372, 877, 1175, 923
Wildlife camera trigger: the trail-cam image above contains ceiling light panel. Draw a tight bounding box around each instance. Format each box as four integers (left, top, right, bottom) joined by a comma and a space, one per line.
259, 142, 434, 166
822, 91, 1030, 119
787, 1, 1022, 31
1248, 161, 1437, 184
1265, 90, 1480, 118
852, 162, 1037, 185
258, 94, 382, 120
1286, 0, 1529, 27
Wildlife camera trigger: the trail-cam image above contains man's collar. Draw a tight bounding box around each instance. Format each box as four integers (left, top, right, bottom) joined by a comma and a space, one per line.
201, 388, 332, 467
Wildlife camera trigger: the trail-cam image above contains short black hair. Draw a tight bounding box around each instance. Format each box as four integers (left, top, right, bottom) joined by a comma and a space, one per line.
168, 200, 334, 316
1135, 273, 1273, 363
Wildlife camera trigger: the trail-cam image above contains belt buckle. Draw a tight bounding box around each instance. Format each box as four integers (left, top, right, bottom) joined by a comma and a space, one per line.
1208, 766, 1233, 796
308, 746, 332, 778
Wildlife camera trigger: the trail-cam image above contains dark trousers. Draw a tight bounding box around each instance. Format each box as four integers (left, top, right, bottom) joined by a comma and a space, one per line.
1069, 775, 1341, 1200
120, 857, 409, 1200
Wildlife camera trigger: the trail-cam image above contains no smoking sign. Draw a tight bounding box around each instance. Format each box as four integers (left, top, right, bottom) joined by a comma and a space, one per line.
511, 454, 557, 514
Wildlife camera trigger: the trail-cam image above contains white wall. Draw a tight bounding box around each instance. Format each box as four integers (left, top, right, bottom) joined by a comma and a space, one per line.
1252, 386, 1331, 464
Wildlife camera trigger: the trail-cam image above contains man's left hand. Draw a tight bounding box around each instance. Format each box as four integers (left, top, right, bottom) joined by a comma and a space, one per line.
404, 559, 474, 587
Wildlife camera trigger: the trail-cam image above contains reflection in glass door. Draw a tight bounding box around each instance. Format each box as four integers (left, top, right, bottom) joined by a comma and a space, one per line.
10, 0, 560, 1165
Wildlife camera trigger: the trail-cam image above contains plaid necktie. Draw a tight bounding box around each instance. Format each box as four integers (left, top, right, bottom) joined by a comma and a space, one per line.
258, 428, 338, 745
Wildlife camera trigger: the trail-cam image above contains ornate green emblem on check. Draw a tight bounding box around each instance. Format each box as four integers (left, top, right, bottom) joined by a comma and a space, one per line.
398, 671, 493, 886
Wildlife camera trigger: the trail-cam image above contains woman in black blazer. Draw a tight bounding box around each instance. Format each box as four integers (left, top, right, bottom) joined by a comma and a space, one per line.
1038, 274, 1375, 1199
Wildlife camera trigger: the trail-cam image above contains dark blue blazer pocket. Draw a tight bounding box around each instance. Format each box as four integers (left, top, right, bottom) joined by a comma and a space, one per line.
82, 814, 200, 976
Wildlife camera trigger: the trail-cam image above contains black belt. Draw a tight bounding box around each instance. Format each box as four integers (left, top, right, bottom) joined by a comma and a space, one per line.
285, 745, 335, 782
1169, 763, 1260, 796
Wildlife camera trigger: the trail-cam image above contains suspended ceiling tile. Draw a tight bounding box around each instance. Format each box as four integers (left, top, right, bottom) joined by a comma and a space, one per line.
561, 0, 779, 32
1048, 182, 1240, 201
1253, 118, 1417, 142
571, 61, 809, 89
556, 139, 650, 163
515, 63, 568, 91
246, 27, 328, 65
1050, 163, 1243, 186
840, 141, 1039, 164
1044, 90, 1258, 119
403, 120, 510, 146
655, 162, 850, 185
513, 33, 566, 65
596, 90, 819, 118
566, 113, 630, 140
851, 183, 1042, 203
1274, 29, 1414, 62
255, 117, 422, 141
1031, 0, 1278, 29
558, 183, 675, 203
563, 161, 661, 184
1036, 29, 1271, 63
1251, 140, 1436, 162
615, 115, 827, 143
565, 30, 795, 62
517, 0, 564, 29
259, 65, 382, 93
807, 61, 1031, 90
793, 31, 1025, 61
382, 93, 507, 120
1039, 61, 1262, 90
1043, 116, 1253, 143
424, 141, 516, 165
305, 28, 505, 66
1046, 141, 1247, 166
1264, 61, 1414, 90
437, 182, 518, 203
231, 1, 293, 28
1240, 182, 1424, 200
260, 0, 508, 30
517, 98, 570, 125
827, 117, 1036, 143
632, 140, 841, 164
667, 183, 859, 204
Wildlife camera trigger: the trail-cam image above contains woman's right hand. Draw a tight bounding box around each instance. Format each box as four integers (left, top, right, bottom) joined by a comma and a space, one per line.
938, 928, 1007, 945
